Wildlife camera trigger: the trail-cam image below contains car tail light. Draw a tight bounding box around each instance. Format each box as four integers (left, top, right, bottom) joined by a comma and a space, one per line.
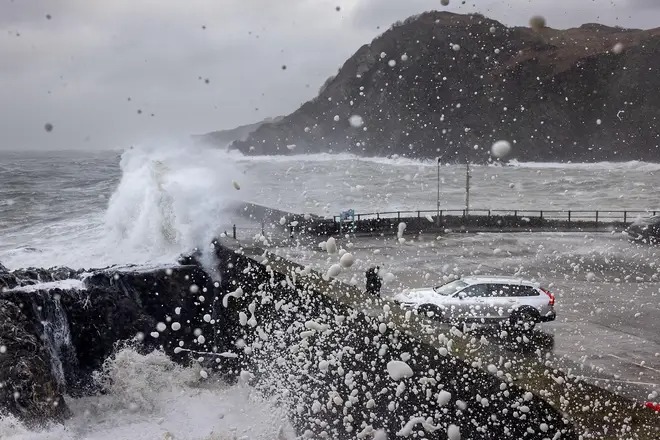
645, 401, 660, 412
541, 288, 555, 306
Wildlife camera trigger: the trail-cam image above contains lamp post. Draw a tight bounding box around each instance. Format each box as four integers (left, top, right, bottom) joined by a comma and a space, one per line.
465, 159, 471, 215
436, 156, 441, 225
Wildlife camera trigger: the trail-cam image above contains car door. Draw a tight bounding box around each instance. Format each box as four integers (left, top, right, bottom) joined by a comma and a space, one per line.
451, 283, 491, 320
484, 284, 519, 320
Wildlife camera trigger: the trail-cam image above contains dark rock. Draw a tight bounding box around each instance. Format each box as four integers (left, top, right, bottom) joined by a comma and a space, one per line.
0, 263, 17, 290
0, 299, 70, 425
80, 265, 219, 366
10, 267, 81, 287
0, 263, 225, 423
232, 12, 660, 162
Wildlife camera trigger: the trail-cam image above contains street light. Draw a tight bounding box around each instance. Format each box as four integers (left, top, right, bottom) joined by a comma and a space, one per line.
436, 156, 441, 226
465, 159, 471, 215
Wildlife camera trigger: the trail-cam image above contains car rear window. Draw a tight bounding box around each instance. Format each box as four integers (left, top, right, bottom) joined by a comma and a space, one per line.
487, 284, 539, 297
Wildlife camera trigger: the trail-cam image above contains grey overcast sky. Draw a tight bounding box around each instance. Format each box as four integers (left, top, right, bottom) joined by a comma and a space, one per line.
1, 0, 659, 151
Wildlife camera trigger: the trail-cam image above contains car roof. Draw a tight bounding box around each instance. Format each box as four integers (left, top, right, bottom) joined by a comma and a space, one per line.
461, 276, 539, 287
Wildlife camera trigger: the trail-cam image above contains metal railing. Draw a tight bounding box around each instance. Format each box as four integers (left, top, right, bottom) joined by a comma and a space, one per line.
333, 209, 658, 224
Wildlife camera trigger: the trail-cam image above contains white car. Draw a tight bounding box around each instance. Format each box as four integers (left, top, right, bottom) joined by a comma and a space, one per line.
393, 276, 556, 329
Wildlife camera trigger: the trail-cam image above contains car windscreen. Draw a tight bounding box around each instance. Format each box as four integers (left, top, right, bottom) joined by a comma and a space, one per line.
433, 280, 468, 296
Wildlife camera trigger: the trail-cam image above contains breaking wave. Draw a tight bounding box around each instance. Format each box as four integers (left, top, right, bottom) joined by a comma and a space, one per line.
0, 348, 294, 440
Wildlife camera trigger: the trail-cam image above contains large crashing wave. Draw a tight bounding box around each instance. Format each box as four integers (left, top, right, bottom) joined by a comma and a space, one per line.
103, 141, 250, 265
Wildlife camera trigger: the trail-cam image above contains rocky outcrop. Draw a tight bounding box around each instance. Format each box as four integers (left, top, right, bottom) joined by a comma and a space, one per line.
0, 263, 223, 423
0, 299, 70, 425
232, 12, 660, 162
0, 264, 81, 291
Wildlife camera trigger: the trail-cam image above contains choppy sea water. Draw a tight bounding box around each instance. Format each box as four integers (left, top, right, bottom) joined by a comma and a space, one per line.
1, 146, 659, 270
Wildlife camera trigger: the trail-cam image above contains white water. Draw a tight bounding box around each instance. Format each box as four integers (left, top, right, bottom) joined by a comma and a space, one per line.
1, 142, 249, 269
0, 349, 294, 440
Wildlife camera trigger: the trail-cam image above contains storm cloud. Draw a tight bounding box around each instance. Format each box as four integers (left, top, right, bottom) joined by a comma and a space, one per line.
1, 0, 658, 150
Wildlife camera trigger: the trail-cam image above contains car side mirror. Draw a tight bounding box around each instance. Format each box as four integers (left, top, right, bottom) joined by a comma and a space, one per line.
457, 292, 467, 300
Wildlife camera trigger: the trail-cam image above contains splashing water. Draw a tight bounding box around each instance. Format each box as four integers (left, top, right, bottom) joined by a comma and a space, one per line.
0, 348, 295, 440
103, 141, 250, 265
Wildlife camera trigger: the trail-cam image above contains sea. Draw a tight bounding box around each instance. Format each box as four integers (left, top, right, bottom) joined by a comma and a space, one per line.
2, 143, 659, 271
1, 142, 660, 439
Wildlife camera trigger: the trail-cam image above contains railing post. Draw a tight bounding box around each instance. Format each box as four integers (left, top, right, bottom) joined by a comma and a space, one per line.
417, 211, 420, 218
397, 211, 400, 221
568, 211, 571, 224
540, 210, 543, 220
595, 211, 598, 223
233, 224, 237, 239
488, 210, 491, 218
514, 210, 518, 219
623, 211, 627, 223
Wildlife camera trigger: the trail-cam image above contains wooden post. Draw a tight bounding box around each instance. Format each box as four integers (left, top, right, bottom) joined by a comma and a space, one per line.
232, 224, 237, 239
568, 211, 571, 224
595, 211, 599, 223
624, 211, 627, 223
540, 210, 543, 220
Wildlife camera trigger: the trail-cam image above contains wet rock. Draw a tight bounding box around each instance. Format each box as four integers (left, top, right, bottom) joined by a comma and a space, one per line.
0, 299, 70, 424
82, 265, 219, 362
0, 263, 17, 290
1, 265, 81, 291
11, 267, 81, 286
0, 263, 223, 424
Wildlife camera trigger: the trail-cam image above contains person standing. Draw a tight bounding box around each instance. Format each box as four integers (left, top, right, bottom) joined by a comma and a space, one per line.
366, 266, 382, 296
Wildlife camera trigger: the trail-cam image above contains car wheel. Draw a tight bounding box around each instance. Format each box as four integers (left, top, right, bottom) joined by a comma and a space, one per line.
418, 304, 443, 320
509, 309, 538, 332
